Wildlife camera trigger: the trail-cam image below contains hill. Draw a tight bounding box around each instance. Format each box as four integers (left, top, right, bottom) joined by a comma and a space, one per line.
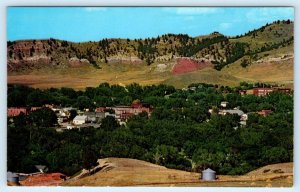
62, 158, 293, 187
7, 20, 294, 89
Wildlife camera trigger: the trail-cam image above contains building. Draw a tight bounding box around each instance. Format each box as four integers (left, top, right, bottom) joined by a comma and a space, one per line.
239, 90, 247, 95
201, 168, 216, 181
73, 115, 88, 125
219, 109, 244, 116
220, 101, 229, 108
274, 88, 292, 94
95, 107, 106, 112
240, 114, 248, 121
108, 103, 153, 122
7, 172, 20, 185
84, 112, 105, 123
253, 88, 273, 96
30, 107, 42, 111
257, 109, 272, 117
7, 107, 28, 117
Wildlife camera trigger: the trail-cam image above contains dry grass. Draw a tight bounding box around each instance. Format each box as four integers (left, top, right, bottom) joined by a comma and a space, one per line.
222, 45, 294, 87
8, 45, 294, 89
8, 63, 168, 90
62, 158, 293, 187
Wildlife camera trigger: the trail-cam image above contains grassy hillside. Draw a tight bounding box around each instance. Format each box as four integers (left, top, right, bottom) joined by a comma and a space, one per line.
163, 68, 243, 88
62, 158, 293, 187
7, 20, 294, 89
222, 44, 294, 86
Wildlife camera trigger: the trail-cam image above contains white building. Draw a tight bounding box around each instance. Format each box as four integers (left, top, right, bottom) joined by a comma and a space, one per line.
220, 101, 229, 108
240, 114, 248, 121
73, 115, 87, 125
219, 109, 244, 116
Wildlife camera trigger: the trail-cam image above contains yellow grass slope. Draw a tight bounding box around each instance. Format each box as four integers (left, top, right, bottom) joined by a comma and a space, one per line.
163, 68, 243, 88
222, 45, 294, 86
63, 158, 293, 187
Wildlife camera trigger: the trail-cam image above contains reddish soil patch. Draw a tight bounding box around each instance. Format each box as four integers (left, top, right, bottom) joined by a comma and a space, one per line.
172, 58, 212, 75
20, 173, 67, 186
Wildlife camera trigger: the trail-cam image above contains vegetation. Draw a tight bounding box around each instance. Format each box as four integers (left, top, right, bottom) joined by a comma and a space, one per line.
8, 83, 293, 176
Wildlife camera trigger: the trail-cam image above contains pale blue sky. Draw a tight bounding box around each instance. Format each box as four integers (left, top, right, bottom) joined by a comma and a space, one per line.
7, 7, 294, 42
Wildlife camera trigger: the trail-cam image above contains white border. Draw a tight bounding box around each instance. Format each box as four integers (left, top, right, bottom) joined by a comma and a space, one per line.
0, 1, 299, 192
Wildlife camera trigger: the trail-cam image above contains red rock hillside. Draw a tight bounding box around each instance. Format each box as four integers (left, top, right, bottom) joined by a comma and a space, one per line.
172, 58, 212, 75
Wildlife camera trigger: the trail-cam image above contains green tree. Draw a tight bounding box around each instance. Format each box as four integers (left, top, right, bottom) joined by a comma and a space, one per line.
28, 108, 58, 127
100, 116, 119, 131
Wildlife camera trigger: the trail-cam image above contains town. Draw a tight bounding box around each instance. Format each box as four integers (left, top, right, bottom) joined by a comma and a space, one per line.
8, 84, 292, 130
7, 82, 293, 186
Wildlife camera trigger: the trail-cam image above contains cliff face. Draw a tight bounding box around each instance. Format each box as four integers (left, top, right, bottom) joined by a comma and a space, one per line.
8, 40, 51, 72
7, 21, 294, 73
7, 39, 73, 72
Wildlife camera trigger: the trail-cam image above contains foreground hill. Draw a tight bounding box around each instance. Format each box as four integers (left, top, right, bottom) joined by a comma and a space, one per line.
7, 20, 294, 89
62, 158, 293, 187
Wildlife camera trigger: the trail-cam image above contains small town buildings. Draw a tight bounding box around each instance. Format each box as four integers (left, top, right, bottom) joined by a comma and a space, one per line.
253, 88, 273, 96
107, 102, 153, 122
84, 112, 105, 123
7, 107, 43, 117
201, 168, 216, 181
73, 115, 88, 125
257, 109, 272, 117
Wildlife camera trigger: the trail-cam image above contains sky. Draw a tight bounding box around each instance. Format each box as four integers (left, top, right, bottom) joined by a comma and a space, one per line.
7, 7, 294, 42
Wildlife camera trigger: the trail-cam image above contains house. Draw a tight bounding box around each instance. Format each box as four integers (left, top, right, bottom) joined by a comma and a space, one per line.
84, 112, 105, 123
73, 115, 87, 125
57, 117, 64, 124
95, 107, 106, 112
253, 88, 273, 96
274, 87, 292, 94
239, 114, 248, 126
240, 114, 248, 121
239, 90, 247, 95
257, 109, 272, 117
105, 112, 117, 118
220, 101, 229, 108
7, 172, 20, 185
108, 102, 153, 122
67, 125, 75, 129
7, 107, 43, 117
7, 107, 28, 117
219, 109, 244, 116
30, 107, 42, 111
